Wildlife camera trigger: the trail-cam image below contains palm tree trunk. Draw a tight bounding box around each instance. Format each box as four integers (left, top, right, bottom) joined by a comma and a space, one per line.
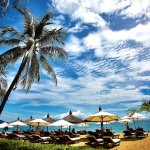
0, 56, 27, 114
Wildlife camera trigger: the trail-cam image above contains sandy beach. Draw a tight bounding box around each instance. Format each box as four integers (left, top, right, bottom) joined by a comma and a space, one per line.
71, 133, 150, 150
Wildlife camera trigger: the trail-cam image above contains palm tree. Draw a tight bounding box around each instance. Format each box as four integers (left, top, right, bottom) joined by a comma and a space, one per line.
138, 100, 150, 112
129, 100, 150, 116
0, 6, 67, 114
0, 0, 25, 17
0, 77, 7, 98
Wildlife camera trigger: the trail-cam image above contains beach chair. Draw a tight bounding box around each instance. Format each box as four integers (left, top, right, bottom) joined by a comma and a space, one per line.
7, 133, 20, 140
136, 131, 148, 138
103, 136, 121, 148
49, 135, 59, 143
27, 135, 51, 143
86, 135, 104, 147
63, 135, 80, 144
103, 131, 120, 138
68, 132, 80, 138
123, 130, 136, 138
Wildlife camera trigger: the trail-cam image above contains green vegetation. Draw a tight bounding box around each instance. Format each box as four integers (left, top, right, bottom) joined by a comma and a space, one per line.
129, 100, 150, 116
0, 6, 67, 114
0, 139, 97, 150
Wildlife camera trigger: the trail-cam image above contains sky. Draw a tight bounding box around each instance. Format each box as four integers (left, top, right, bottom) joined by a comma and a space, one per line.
0, 0, 150, 121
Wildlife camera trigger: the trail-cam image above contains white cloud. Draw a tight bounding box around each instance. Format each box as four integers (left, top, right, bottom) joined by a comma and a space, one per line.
102, 23, 150, 42
83, 32, 104, 57
64, 35, 85, 54
129, 60, 150, 73
51, 0, 106, 27
56, 110, 83, 119
120, 0, 150, 18
68, 22, 88, 33
52, 0, 150, 21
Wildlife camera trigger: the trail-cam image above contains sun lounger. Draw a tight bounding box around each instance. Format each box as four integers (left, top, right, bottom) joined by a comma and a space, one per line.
63, 135, 80, 144
86, 135, 104, 146
136, 131, 148, 138
49, 135, 59, 143
33, 135, 52, 143
26, 135, 51, 143
123, 130, 136, 138
103, 131, 120, 138
103, 136, 121, 148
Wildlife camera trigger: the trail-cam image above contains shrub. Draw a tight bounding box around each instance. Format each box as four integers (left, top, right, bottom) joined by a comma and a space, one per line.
0, 139, 96, 150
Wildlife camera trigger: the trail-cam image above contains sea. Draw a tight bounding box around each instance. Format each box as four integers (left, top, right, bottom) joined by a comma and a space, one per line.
0, 119, 150, 133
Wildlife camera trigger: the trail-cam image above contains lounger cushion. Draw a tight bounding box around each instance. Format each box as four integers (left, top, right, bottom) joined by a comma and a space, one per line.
112, 139, 121, 143
40, 137, 51, 140
96, 139, 104, 142
70, 137, 80, 141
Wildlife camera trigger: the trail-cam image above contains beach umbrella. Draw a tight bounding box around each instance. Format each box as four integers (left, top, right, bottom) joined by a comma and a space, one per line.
63, 110, 83, 131
44, 113, 56, 131
24, 116, 34, 130
85, 106, 118, 130
0, 122, 14, 128
63, 111, 83, 123
119, 119, 132, 129
10, 118, 27, 131
28, 118, 50, 126
119, 115, 132, 129
130, 113, 146, 128
28, 118, 50, 135
119, 119, 132, 124
121, 115, 130, 120
50, 119, 74, 130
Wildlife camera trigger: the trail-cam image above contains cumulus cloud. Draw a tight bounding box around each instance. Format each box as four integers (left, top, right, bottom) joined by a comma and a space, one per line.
51, 0, 150, 21
51, 0, 106, 27
102, 23, 150, 42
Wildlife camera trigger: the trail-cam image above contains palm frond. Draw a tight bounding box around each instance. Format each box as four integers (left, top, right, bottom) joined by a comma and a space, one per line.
25, 51, 40, 91
0, 38, 21, 46
0, 26, 22, 38
40, 46, 67, 61
128, 109, 139, 117
35, 12, 53, 38
19, 56, 30, 90
0, 78, 7, 89
139, 100, 150, 112
13, 5, 34, 37
40, 55, 57, 85
38, 28, 66, 46
0, 77, 7, 101
0, 46, 26, 66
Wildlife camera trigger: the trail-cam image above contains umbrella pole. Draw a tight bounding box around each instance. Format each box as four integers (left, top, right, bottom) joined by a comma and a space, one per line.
101, 117, 103, 130
133, 118, 136, 129
137, 119, 139, 128
47, 126, 48, 132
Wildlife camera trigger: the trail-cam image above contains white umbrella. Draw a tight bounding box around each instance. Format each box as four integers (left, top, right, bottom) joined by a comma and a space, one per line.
131, 113, 146, 128
85, 111, 118, 130
28, 118, 50, 126
0, 122, 14, 128
10, 120, 27, 131
131, 113, 145, 119
119, 119, 132, 124
121, 115, 130, 120
50, 119, 74, 130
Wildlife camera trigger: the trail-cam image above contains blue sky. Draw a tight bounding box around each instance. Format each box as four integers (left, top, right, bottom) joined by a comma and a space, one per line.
0, 0, 150, 121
